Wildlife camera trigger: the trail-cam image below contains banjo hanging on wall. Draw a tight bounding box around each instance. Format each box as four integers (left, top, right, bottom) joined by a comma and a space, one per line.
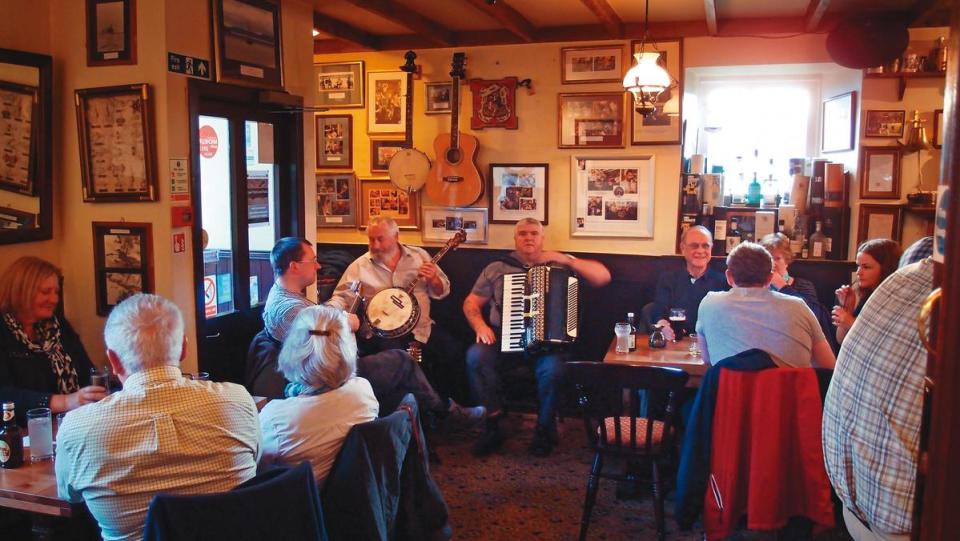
388, 50, 431, 193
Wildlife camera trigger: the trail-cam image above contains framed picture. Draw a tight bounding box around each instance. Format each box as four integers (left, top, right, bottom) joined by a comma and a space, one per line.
863, 109, 905, 138
358, 178, 420, 230
211, 0, 283, 89
558, 92, 625, 149
425, 82, 452, 114
370, 139, 405, 173
86, 0, 137, 66
367, 71, 406, 133
469, 77, 518, 129
860, 147, 901, 199
0, 80, 39, 196
316, 173, 357, 228
0, 207, 37, 230
561, 45, 624, 84
933, 109, 944, 149
315, 114, 352, 169
75, 83, 157, 202
629, 39, 683, 145
821, 91, 856, 152
423, 207, 488, 244
570, 155, 655, 238
314, 61, 364, 108
92, 221, 153, 316
488, 163, 548, 224
857, 204, 903, 245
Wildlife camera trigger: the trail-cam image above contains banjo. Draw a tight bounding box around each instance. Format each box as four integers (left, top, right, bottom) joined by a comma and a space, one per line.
388, 50, 431, 192
364, 229, 467, 339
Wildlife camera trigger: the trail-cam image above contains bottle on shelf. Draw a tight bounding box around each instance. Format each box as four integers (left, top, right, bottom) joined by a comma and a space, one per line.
790, 213, 804, 256
731, 155, 745, 204
932, 36, 948, 72
808, 221, 827, 259
0, 401, 24, 469
745, 150, 763, 206
626, 312, 637, 351
762, 157, 778, 206
726, 218, 742, 253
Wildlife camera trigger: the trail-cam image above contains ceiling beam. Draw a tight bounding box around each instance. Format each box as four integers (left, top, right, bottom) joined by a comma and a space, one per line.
704, 0, 718, 35
579, 0, 624, 38
804, 0, 831, 32
313, 11, 380, 50
460, 0, 538, 43
340, 0, 455, 47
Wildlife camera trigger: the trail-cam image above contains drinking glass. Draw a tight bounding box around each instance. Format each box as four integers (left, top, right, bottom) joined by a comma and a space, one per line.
688, 333, 700, 358
614, 322, 632, 353
90, 366, 111, 394
26, 408, 53, 461
668, 308, 687, 341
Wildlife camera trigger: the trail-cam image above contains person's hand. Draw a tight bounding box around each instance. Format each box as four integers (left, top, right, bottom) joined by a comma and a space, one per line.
835, 285, 853, 310
770, 271, 788, 290
536, 251, 569, 266
65, 386, 108, 411
656, 319, 675, 341
346, 313, 360, 332
417, 262, 439, 282
831, 306, 855, 330
475, 323, 497, 345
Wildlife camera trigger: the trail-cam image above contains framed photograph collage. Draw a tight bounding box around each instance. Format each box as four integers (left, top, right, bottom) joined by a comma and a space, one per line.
570, 155, 655, 238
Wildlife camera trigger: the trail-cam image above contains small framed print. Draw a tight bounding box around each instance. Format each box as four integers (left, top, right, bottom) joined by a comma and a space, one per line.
75, 83, 157, 202
86, 0, 137, 66
314, 61, 364, 108
93, 221, 153, 316
367, 71, 406, 133
863, 109, 905, 138
423, 207, 488, 244
570, 155, 655, 238
860, 147, 901, 199
315, 114, 352, 169
821, 91, 856, 152
629, 39, 683, 145
316, 173, 357, 228
425, 81, 452, 114
857, 204, 902, 245
488, 163, 548, 224
933, 109, 944, 149
561, 45, 624, 84
469, 77, 518, 129
211, 0, 283, 89
558, 92, 625, 149
0, 80, 39, 196
370, 139, 405, 173
358, 178, 420, 230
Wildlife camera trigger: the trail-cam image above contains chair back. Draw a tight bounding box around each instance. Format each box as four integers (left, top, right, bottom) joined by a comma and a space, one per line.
143, 461, 327, 541
245, 328, 287, 398
567, 361, 688, 457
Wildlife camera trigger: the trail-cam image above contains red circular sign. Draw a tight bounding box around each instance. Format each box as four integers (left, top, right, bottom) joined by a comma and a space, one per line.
199, 125, 218, 159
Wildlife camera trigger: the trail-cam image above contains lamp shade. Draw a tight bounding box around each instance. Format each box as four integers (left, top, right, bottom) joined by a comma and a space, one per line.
623, 51, 671, 115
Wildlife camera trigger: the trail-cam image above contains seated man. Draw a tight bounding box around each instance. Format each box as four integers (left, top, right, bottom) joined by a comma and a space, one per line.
463, 218, 611, 457
649, 225, 728, 340
696, 242, 835, 369
56, 294, 261, 541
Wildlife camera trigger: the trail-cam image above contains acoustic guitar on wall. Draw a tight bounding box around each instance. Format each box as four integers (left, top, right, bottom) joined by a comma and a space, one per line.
426, 52, 483, 207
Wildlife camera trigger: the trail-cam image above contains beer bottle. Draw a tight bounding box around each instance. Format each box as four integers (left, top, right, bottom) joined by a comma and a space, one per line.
0, 402, 24, 469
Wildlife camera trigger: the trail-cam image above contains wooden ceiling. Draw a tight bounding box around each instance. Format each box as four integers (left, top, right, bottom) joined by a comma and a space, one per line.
312, 0, 954, 54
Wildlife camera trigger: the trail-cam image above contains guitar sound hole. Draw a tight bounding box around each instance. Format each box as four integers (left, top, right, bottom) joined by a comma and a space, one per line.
446, 148, 462, 164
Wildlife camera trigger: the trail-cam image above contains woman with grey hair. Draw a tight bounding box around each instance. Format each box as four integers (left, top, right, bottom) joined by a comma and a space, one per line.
258, 304, 379, 484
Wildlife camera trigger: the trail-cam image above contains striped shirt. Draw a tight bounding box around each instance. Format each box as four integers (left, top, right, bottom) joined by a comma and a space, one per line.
821, 259, 933, 534
55, 366, 261, 541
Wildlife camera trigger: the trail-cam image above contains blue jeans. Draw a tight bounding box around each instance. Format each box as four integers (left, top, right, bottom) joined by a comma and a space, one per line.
465, 342, 568, 429
357, 349, 444, 414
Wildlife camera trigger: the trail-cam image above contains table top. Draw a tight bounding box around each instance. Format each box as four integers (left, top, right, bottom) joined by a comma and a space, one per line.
604, 335, 708, 379
0, 449, 71, 517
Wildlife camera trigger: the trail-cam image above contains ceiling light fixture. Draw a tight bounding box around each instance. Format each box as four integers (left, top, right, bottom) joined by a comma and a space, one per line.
622, 0, 673, 117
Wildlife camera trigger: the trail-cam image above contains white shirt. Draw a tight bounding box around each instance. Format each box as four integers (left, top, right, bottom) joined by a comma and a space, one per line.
258, 377, 379, 485
55, 366, 261, 541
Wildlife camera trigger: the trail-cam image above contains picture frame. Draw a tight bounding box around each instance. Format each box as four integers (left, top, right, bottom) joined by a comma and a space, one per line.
0, 80, 39, 196
316, 173, 357, 228
570, 155, 655, 238
92, 221, 153, 316
210, 0, 283, 90
367, 71, 406, 134
315, 114, 352, 169
314, 60, 364, 108
560, 45, 624, 84
424, 81, 452, 114
629, 39, 683, 145
856, 204, 903, 245
469, 77, 518, 130
86, 0, 137, 66
75, 83, 158, 202
370, 139, 405, 173
0, 206, 37, 230
488, 163, 548, 224
933, 109, 944, 149
558, 92, 625, 149
422, 207, 488, 244
859, 147, 902, 199
358, 178, 420, 230
863, 109, 905, 138
821, 91, 856, 152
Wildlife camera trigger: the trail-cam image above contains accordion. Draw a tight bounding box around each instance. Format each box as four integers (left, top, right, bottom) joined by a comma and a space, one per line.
500, 264, 580, 353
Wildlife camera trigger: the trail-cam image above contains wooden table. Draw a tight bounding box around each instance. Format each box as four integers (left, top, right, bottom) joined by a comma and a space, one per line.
0, 450, 72, 518
603, 335, 708, 386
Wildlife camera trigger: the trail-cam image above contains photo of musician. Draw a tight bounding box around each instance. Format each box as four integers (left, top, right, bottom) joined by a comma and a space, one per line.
462, 218, 611, 457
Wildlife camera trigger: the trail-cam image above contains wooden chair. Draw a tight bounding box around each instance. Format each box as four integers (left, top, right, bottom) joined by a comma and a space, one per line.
566, 361, 689, 541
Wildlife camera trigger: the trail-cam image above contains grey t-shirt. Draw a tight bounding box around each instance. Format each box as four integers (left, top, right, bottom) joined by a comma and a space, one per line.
696, 287, 826, 368
262, 284, 314, 342
470, 252, 527, 328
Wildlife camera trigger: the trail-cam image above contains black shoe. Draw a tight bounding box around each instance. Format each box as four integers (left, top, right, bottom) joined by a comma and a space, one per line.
446, 398, 487, 427
530, 425, 554, 457
472, 424, 504, 457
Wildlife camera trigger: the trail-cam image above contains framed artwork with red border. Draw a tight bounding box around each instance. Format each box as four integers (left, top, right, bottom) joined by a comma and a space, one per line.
469, 77, 518, 130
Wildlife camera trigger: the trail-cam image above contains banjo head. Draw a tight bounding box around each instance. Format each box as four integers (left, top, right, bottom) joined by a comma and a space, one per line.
388, 148, 431, 192
365, 288, 417, 332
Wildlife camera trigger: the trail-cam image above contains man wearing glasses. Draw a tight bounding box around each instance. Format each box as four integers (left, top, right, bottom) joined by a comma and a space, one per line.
648, 226, 728, 340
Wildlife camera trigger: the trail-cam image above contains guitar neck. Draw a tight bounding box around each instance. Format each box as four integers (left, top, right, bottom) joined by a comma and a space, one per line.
450, 75, 460, 151
404, 241, 458, 293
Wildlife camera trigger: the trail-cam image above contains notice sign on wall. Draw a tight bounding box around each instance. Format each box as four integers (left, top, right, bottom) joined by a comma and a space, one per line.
203, 275, 217, 318
168, 52, 210, 79
170, 158, 189, 202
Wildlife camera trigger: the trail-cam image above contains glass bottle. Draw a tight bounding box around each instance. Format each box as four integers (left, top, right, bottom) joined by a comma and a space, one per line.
790, 213, 804, 256
0, 402, 24, 469
648, 325, 667, 349
626, 312, 637, 351
762, 158, 778, 206
809, 221, 827, 259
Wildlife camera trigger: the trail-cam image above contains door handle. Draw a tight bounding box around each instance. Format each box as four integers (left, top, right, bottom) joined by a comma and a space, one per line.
205, 332, 221, 339
917, 287, 942, 358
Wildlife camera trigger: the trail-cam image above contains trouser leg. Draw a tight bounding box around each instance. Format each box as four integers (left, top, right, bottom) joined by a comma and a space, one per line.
422, 325, 468, 403
356, 349, 445, 413
533, 351, 568, 429
465, 342, 503, 414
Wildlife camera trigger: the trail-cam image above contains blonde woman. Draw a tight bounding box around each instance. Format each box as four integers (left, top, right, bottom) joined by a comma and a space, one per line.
258, 304, 379, 485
